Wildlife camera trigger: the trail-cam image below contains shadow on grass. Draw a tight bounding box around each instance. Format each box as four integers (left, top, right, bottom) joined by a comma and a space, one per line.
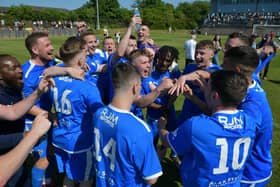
154, 157, 182, 187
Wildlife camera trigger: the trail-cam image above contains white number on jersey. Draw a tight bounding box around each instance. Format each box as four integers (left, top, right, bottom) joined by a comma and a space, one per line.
213, 137, 251, 175
94, 128, 116, 172
52, 88, 72, 115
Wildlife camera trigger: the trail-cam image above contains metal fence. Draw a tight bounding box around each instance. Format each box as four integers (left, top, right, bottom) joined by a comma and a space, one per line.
0, 28, 77, 39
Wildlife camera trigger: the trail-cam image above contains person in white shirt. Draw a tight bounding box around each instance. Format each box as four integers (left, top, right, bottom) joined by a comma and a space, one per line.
184, 30, 197, 69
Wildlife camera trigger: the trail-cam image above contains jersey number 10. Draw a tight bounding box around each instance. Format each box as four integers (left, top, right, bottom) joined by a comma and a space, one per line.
213, 137, 251, 174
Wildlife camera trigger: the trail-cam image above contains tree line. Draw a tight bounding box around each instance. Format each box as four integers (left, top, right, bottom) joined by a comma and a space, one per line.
1, 0, 210, 30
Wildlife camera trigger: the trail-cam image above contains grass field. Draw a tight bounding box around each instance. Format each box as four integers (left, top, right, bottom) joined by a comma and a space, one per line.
0, 30, 279, 186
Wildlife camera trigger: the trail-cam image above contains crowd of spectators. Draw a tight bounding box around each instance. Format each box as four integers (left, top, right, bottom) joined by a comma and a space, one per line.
205, 11, 280, 26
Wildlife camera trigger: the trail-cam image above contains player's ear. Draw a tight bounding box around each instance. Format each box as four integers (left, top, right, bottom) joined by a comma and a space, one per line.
132, 81, 140, 95
32, 46, 39, 56
132, 83, 137, 95
212, 90, 219, 101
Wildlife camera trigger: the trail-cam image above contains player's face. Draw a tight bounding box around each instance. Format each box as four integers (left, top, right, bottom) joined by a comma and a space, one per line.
224, 38, 243, 52
195, 48, 214, 69
83, 35, 98, 55
132, 55, 151, 78
156, 52, 173, 73
126, 39, 137, 56
103, 38, 116, 55
77, 22, 86, 33
137, 25, 150, 42
33, 36, 54, 61
0, 57, 23, 89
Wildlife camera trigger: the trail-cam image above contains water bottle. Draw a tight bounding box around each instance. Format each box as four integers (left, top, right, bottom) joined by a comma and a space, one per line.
134, 8, 141, 31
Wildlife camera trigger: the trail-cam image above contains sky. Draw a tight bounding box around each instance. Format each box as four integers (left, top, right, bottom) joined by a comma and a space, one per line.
0, 0, 199, 10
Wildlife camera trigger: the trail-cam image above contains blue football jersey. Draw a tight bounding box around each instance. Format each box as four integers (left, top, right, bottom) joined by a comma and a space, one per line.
168, 110, 257, 187
142, 71, 177, 131
239, 80, 273, 183
178, 63, 221, 124
93, 105, 162, 187
49, 76, 103, 153
21, 60, 56, 129
86, 53, 106, 83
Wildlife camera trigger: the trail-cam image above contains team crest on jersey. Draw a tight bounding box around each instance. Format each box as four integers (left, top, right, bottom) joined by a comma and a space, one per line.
100, 108, 119, 128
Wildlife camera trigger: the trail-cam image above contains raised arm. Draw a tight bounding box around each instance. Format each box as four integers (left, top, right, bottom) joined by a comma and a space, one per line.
0, 77, 51, 120
43, 66, 85, 80
115, 16, 141, 58
0, 112, 51, 186
134, 78, 174, 108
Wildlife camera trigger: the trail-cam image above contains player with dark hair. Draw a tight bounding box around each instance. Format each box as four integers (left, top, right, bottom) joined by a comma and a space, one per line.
159, 70, 257, 186
93, 63, 162, 187
223, 46, 273, 187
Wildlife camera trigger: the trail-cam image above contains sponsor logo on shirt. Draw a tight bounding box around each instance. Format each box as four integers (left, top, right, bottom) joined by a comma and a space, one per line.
218, 116, 243, 130
100, 108, 119, 128
208, 175, 240, 186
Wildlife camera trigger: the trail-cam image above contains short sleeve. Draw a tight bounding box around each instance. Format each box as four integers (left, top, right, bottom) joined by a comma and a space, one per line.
168, 119, 193, 156
84, 81, 104, 113
132, 132, 163, 180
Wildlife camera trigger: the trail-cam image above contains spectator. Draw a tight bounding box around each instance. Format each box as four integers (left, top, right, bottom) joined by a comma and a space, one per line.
184, 30, 197, 68
250, 33, 258, 49
212, 34, 222, 64
257, 33, 279, 80
76, 21, 87, 37
115, 31, 121, 44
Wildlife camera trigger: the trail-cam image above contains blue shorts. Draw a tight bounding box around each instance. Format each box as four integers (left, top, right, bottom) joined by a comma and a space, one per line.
32, 135, 48, 159
54, 146, 94, 182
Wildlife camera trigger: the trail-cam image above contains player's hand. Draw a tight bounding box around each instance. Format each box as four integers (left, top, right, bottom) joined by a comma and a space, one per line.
131, 15, 142, 28
183, 84, 193, 99
157, 77, 174, 94
147, 38, 155, 45
31, 112, 51, 137
48, 112, 58, 127
66, 67, 85, 80
262, 45, 274, 56
37, 76, 55, 95
81, 63, 90, 72
168, 75, 188, 96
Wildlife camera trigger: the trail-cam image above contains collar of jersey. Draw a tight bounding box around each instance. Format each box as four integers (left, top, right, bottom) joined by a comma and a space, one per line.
108, 104, 131, 114
213, 109, 239, 115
